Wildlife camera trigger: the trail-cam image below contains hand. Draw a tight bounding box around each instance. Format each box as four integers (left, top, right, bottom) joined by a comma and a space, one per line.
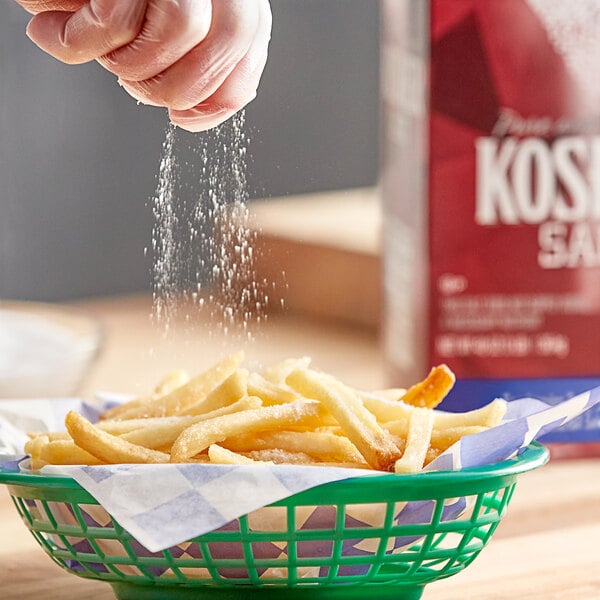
16, 0, 272, 132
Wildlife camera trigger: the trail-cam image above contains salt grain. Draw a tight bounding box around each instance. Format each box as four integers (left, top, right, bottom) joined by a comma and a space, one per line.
149, 112, 278, 341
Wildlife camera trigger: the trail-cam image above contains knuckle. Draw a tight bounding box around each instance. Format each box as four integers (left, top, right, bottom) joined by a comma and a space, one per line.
89, 2, 143, 48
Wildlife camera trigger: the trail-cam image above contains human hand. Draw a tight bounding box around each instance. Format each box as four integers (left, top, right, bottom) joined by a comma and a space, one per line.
16, 0, 272, 131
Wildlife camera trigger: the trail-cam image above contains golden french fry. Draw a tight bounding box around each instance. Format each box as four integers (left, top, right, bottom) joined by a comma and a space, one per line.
154, 369, 190, 396
430, 425, 488, 449
170, 401, 324, 462
98, 416, 187, 436
208, 444, 271, 465
247, 372, 302, 405
99, 395, 154, 421
244, 449, 315, 465
99, 371, 190, 421
106, 352, 244, 419
179, 369, 249, 416
286, 369, 402, 471
425, 446, 442, 466
65, 411, 170, 464
24, 435, 49, 465
29, 458, 49, 470
399, 364, 456, 409
394, 407, 435, 474
27, 431, 71, 442
224, 430, 366, 465
384, 420, 487, 450
188, 455, 211, 463
34, 355, 507, 474
261, 357, 311, 384
120, 396, 262, 449
39, 440, 104, 466
431, 399, 507, 429
360, 393, 416, 422
362, 393, 507, 429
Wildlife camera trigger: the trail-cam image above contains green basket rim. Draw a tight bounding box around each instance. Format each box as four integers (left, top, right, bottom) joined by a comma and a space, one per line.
0, 442, 548, 491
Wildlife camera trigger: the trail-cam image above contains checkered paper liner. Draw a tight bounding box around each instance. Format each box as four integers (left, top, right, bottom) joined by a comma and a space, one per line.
2, 385, 600, 556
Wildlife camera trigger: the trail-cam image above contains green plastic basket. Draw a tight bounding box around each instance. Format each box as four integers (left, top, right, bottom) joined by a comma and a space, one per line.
0, 442, 548, 600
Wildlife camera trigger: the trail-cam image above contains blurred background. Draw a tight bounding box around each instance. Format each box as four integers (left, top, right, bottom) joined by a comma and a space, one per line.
0, 0, 380, 302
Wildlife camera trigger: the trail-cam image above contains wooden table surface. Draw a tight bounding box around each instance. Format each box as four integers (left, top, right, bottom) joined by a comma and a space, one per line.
1, 295, 599, 599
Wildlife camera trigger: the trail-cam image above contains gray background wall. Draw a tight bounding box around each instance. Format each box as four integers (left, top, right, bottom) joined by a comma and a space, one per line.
0, 0, 380, 301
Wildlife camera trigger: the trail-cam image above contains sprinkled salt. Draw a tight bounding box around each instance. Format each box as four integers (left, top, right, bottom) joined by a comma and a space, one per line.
149, 112, 277, 341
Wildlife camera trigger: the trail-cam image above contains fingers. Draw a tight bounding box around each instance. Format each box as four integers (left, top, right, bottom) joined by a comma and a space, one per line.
169, 37, 270, 132
19, 0, 272, 132
97, 0, 213, 82
15, 0, 86, 15
26, 0, 148, 65
120, 0, 268, 112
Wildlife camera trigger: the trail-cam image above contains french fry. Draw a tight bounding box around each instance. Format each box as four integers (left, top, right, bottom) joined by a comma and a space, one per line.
98, 368, 191, 421
170, 401, 324, 462
39, 440, 104, 466
244, 449, 316, 465
154, 369, 190, 396
399, 364, 456, 409
98, 416, 188, 436
208, 444, 271, 465
261, 357, 311, 384
120, 396, 262, 449
31, 355, 507, 475
361, 393, 507, 429
224, 430, 366, 465
102, 352, 244, 420
431, 399, 507, 429
394, 408, 435, 474
384, 420, 487, 450
360, 393, 416, 422
247, 372, 303, 405
99, 395, 154, 421
24, 435, 49, 469
65, 411, 170, 464
286, 369, 402, 471
101, 369, 191, 422
179, 369, 249, 416
27, 431, 71, 442
425, 446, 442, 466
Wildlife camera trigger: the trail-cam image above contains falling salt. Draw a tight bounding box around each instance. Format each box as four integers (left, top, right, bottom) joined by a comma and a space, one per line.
149, 111, 276, 341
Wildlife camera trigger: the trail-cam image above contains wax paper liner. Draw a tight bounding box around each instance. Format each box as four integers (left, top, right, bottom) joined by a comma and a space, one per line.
1, 385, 599, 561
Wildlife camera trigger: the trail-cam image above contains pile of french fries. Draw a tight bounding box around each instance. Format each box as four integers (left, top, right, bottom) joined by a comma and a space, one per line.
26, 353, 507, 474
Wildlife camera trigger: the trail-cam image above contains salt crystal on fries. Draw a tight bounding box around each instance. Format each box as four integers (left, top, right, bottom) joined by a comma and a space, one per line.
245, 449, 317, 465
170, 401, 325, 463
208, 444, 272, 465
286, 368, 402, 471
223, 430, 367, 465
27, 357, 507, 475
120, 396, 262, 450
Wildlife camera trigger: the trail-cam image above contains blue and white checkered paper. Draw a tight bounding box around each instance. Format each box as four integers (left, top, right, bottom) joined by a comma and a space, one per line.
2, 385, 600, 552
